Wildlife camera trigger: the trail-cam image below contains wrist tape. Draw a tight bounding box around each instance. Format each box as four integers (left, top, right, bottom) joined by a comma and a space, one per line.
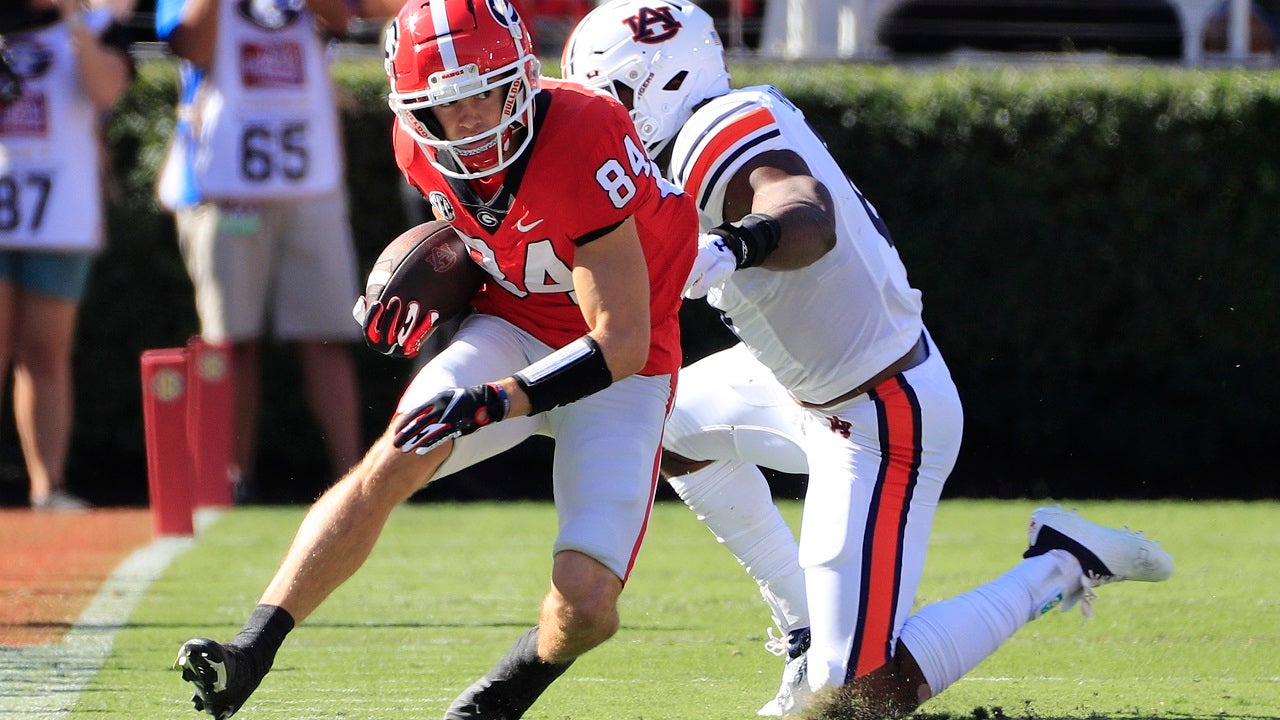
514, 336, 613, 415
708, 213, 781, 269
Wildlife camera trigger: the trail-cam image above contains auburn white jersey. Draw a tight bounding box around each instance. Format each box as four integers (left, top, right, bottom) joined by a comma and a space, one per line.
155, 0, 343, 209
0, 12, 111, 250
668, 86, 924, 405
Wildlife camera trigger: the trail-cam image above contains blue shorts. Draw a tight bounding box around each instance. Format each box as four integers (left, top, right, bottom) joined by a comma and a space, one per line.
0, 250, 96, 300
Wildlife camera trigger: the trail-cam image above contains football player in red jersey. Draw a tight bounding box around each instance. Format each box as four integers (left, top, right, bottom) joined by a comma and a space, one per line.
173, 1, 695, 718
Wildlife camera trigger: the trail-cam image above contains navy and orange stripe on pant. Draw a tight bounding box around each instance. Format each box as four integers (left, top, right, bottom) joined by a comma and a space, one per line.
847, 375, 923, 681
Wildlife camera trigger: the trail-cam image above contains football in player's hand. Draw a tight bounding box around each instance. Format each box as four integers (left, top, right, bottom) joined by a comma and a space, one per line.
355, 220, 485, 358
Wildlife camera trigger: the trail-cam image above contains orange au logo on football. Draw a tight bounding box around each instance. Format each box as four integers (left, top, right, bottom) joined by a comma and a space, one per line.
427, 243, 461, 273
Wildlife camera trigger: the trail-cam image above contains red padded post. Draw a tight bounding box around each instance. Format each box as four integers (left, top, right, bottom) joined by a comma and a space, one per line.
140, 348, 194, 537
187, 336, 233, 508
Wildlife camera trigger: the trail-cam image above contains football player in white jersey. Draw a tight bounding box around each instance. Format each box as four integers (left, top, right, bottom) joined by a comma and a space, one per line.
563, 2, 1174, 717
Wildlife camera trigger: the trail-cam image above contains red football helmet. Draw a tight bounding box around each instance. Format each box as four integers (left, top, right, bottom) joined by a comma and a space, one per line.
385, 0, 541, 179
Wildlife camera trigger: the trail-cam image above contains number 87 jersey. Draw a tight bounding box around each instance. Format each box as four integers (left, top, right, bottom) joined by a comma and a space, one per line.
394, 78, 697, 378
0, 15, 108, 250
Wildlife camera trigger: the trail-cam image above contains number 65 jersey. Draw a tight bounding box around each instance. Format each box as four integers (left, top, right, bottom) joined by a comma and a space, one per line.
669, 86, 925, 406
394, 79, 696, 378
155, 0, 342, 209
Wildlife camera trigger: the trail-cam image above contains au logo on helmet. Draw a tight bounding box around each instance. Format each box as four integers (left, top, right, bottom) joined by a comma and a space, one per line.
624, 6, 683, 44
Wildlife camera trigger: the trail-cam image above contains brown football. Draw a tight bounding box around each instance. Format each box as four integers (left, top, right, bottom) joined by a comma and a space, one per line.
358, 221, 485, 358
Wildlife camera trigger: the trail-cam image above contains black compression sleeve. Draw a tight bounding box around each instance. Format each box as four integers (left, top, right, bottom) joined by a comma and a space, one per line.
514, 336, 613, 415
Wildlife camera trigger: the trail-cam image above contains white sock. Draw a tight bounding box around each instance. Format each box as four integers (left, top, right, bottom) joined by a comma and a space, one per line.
898, 550, 1082, 697
667, 461, 808, 630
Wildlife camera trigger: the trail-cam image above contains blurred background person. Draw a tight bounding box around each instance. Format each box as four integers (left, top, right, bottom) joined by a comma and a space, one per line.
153, 0, 398, 503
0, 0, 134, 510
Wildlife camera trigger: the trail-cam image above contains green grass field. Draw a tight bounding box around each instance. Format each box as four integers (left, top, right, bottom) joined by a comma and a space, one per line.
75, 499, 1278, 719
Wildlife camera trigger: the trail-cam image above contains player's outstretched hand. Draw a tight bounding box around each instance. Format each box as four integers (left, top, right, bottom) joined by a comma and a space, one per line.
683, 232, 737, 299
393, 384, 509, 455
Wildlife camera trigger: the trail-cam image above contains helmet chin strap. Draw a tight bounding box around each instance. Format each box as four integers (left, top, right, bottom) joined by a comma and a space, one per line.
456, 137, 501, 172
456, 119, 529, 174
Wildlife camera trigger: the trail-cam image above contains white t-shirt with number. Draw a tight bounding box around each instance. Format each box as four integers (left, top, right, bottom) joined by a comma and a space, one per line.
0, 13, 110, 251
156, 0, 343, 209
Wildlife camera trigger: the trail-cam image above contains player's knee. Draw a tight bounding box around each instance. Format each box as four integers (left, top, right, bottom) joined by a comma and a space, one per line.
540, 586, 619, 661
660, 449, 713, 478
351, 431, 447, 501
559, 582, 619, 633
547, 551, 623, 644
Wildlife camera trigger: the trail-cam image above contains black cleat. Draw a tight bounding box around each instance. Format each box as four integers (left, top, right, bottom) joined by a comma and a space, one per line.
175, 638, 263, 719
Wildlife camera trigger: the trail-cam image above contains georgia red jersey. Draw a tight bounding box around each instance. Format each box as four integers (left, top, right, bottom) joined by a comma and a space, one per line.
393, 79, 696, 376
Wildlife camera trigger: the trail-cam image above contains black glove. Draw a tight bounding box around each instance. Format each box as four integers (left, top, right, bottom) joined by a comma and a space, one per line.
393, 384, 508, 454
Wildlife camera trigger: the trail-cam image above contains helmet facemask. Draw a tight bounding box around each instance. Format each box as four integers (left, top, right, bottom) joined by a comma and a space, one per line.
392, 59, 540, 179
386, 0, 542, 180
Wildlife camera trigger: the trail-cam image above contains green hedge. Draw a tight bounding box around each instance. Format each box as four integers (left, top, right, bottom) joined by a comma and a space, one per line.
6, 60, 1272, 505
730, 65, 1280, 499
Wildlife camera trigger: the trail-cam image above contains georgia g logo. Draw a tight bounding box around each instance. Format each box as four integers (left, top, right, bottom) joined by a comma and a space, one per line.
623, 6, 682, 44
382, 18, 399, 79
486, 0, 523, 33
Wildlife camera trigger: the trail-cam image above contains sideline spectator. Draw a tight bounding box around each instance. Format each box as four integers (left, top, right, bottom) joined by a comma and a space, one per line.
153, 0, 379, 502
0, 0, 134, 510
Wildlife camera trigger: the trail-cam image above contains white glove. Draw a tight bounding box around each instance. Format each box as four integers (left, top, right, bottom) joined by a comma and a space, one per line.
683, 232, 738, 299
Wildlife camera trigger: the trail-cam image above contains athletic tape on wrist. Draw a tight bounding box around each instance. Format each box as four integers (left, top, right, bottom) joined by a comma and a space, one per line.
710, 213, 781, 269
514, 336, 613, 415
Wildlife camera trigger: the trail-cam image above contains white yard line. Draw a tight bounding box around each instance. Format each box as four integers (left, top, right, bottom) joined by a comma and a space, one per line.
0, 510, 221, 718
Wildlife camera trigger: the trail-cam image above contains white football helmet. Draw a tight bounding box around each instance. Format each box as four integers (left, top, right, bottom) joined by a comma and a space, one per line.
385, 0, 541, 180
561, 0, 730, 156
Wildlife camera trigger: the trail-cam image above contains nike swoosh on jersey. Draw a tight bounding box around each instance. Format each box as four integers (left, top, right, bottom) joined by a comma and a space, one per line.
515, 217, 545, 232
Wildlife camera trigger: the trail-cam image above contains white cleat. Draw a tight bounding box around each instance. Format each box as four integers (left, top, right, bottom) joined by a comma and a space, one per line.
1024, 505, 1174, 616
757, 627, 812, 717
